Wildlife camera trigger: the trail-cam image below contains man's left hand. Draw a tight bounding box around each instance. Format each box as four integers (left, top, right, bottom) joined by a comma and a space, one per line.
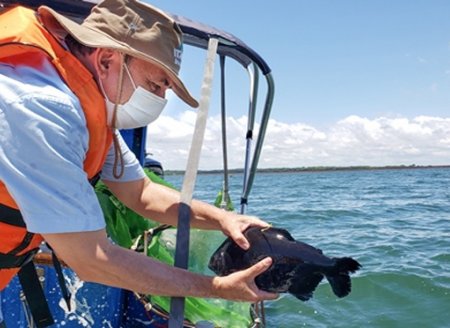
220, 213, 270, 250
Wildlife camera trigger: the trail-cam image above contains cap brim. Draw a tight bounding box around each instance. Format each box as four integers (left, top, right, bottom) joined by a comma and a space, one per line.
38, 6, 199, 108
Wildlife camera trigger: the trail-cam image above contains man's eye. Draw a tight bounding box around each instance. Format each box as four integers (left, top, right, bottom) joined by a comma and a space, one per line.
163, 79, 172, 89
148, 81, 160, 92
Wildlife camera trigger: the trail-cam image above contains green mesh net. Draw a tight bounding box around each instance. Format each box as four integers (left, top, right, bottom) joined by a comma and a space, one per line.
95, 170, 251, 327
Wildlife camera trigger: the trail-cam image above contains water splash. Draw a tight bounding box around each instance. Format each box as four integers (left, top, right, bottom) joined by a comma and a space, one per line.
58, 274, 95, 327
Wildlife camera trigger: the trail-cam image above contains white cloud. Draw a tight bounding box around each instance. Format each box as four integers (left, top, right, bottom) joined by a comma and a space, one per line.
146, 113, 450, 170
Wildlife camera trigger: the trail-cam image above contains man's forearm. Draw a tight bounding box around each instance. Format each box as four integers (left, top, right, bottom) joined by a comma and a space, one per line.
106, 176, 271, 251
44, 229, 217, 298
105, 177, 226, 230
84, 242, 218, 297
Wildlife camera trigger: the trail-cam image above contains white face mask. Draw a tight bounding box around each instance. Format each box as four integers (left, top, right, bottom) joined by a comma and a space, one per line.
101, 63, 167, 129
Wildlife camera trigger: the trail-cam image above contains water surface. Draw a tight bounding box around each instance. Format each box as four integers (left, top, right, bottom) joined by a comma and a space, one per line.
166, 167, 450, 328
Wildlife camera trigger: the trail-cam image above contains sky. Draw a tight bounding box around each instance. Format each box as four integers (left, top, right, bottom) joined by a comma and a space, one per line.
143, 0, 450, 170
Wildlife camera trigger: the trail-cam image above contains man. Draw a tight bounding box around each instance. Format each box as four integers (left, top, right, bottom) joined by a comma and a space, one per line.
0, 0, 277, 325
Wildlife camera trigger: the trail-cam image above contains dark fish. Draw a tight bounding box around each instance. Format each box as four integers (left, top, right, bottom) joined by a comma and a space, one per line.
208, 226, 361, 301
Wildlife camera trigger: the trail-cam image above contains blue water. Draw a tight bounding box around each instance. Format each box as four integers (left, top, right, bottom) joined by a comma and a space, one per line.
2, 168, 448, 327
165, 168, 450, 328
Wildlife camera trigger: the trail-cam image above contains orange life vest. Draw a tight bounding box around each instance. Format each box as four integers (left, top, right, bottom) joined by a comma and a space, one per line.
0, 5, 113, 289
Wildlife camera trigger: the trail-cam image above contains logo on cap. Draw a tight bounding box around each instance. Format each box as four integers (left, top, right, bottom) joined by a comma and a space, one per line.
128, 22, 138, 34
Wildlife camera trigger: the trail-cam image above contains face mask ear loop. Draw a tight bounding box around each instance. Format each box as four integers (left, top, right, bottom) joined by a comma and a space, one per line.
123, 63, 137, 90
112, 54, 126, 179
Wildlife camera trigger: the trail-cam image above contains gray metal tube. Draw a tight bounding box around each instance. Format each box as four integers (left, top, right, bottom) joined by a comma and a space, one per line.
240, 63, 259, 214
241, 72, 275, 202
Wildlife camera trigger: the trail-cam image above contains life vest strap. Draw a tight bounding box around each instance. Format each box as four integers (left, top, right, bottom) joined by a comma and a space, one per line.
0, 248, 38, 269
0, 203, 25, 227
18, 261, 55, 328
88, 171, 101, 187
0, 204, 55, 327
0, 205, 37, 268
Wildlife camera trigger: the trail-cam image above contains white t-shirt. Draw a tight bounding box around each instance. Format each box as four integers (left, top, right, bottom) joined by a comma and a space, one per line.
0, 57, 145, 233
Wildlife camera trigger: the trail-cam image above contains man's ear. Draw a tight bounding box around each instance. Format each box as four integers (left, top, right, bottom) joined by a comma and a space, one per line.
94, 48, 118, 79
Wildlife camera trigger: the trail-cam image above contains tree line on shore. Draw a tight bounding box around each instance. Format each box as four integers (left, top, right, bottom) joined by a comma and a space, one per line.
165, 164, 450, 175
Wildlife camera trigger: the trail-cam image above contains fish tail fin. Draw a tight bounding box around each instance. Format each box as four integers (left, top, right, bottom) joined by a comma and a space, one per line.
325, 257, 361, 298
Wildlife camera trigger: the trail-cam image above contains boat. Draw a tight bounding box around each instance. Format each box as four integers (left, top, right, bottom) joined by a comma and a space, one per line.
0, 1, 275, 327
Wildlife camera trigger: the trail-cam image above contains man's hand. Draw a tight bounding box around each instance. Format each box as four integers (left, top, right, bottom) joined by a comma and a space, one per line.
212, 257, 279, 302
219, 212, 270, 250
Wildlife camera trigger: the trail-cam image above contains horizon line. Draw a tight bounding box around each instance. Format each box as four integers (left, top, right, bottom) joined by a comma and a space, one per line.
162, 164, 450, 175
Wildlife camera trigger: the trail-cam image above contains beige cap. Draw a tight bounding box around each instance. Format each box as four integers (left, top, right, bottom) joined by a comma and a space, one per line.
38, 0, 198, 108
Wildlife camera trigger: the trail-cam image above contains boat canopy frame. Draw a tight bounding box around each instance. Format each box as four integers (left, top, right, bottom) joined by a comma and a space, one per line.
170, 13, 275, 215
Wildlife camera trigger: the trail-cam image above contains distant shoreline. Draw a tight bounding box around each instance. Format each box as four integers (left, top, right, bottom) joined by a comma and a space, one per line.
165, 164, 450, 175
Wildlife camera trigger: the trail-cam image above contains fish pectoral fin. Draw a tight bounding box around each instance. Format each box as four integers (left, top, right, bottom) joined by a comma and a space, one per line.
288, 265, 324, 301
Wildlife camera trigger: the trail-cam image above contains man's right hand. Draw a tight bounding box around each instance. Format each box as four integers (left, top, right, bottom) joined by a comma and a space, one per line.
212, 257, 279, 302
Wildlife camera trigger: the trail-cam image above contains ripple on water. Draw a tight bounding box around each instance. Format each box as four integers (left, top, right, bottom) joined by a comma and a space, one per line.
265, 272, 449, 328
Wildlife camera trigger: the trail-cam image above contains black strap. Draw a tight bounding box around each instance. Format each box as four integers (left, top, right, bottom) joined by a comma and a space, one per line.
51, 247, 72, 311
8, 232, 34, 255
89, 171, 101, 187
0, 204, 55, 327
0, 248, 38, 269
0, 203, 25, 227
17, 262, 54, 328
0, 206, 36, 269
